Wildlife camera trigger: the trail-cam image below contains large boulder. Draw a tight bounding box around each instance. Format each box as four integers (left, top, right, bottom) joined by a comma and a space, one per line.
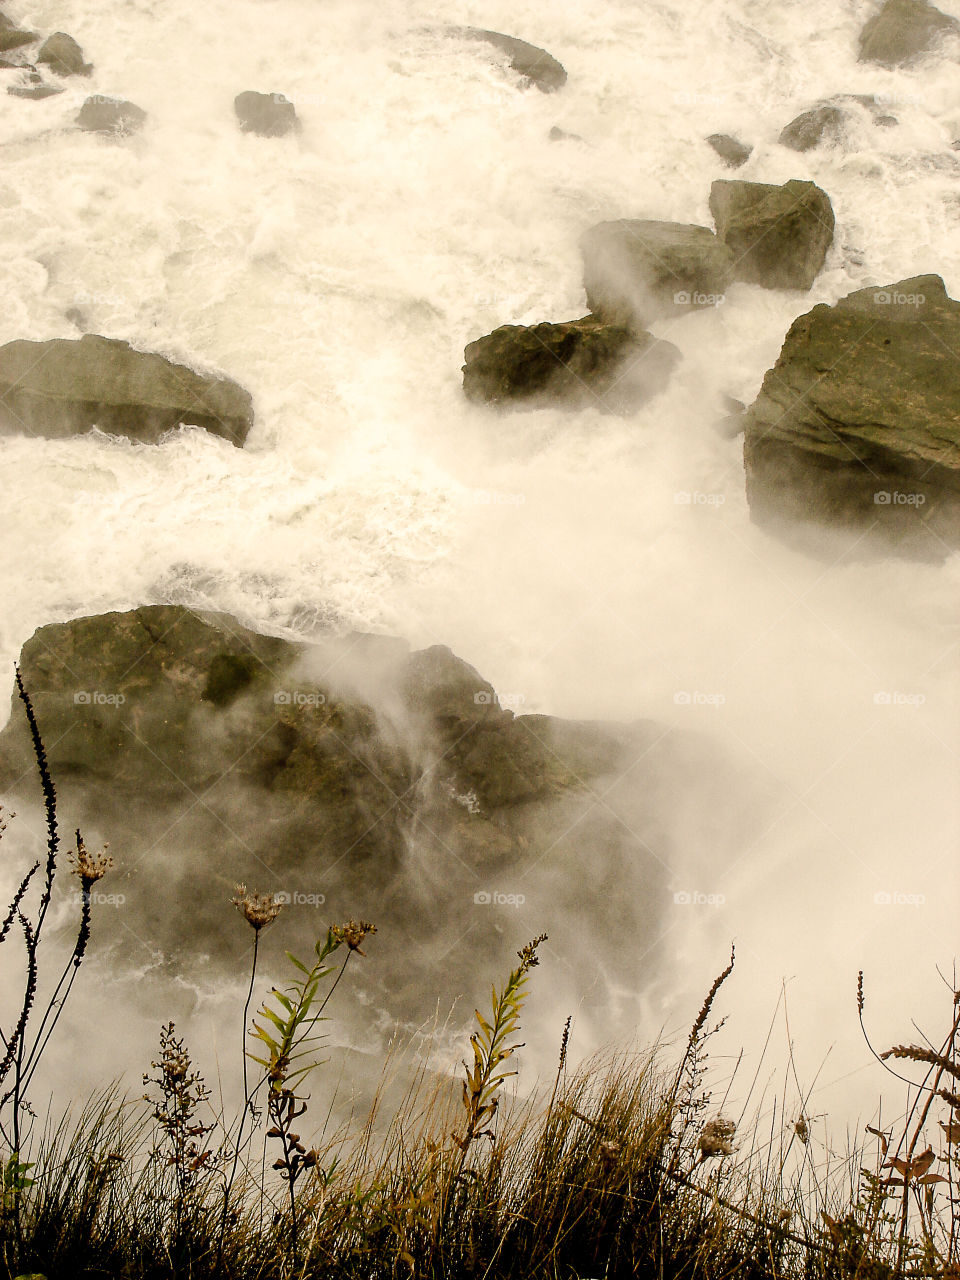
709, 179, 835, 292
234, 90, 299, 137
0, 606, 746, 1019
743, 275, 960, 555
580, 220, 734, 329
858, 0, 960, 66
0, 12, 38, 52
36, 32, 92, 77
462, 314, 680, 412
449, 27, 566, 92
77, 95, 147, 135
0, 334, 254, 446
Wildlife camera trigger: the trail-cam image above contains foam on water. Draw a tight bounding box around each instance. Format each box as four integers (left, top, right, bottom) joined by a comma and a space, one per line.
2, 0, 960, 1122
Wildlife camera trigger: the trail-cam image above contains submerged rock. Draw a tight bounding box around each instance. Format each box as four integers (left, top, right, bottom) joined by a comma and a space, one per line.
77, 95, 147, 135
234, 90, 299, 137
447, 27, 567, 92
858, 0, 960, 66
580, 220, 734, 329
36, 32, 92, 77
709, 179, 834, 291
0, 334, 254, 446
7, 79, 63, 99
779, 104, 848, 152
462, 315, 680, 412
743, 275, 960, 556
705, 133, 752, 168
0, 13, 38, 52
0, 605, 747, 1017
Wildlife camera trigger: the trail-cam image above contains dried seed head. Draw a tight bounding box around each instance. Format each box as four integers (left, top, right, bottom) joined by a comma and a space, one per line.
232, 884, 282, 931
517, 933, 548, 971
69, 833, 113, 886
699, 1115, 736, 1158
332, 919, 377, 954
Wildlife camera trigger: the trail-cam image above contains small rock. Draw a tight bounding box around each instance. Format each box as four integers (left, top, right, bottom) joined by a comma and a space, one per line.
0, 13, 38, 52
549, 125, 583, 141
715, 395, 746, 438
462, 314, 680, 413
709, 179, 835, 292
779, 104, 847, 151
77, 95, 147, 135
36, 32, 92, 77
706, 133, 752, 168
451, 27, 567, 92
858, 0, 960, 66
234, 90, 298, 137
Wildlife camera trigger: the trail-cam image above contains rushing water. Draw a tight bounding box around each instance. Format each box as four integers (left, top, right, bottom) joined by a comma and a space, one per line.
1, 0, 960, 1127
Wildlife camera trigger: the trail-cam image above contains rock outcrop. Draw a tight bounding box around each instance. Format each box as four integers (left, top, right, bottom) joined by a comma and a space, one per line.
0, 334, 254, 446
743, 275, 960, 555
462, 315, 680, 412
706, 133, 752, 168
77, 95, 147, 135
234, 90, 299, 137
580, 220, 734, 329
709, 179, 835, 291
449, 27, 567, 92
36, 32, 91, 77
779, 96, 898, 151
0, 12, 38, 52
858, 0, 960, 66
0, 606, 745, 1014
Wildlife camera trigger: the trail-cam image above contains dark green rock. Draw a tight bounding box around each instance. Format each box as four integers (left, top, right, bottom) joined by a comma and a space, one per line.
709, 179, 835, 291
858, 0, 959, 66
580, 220, 734, 329
0, 13, 38, 51
36, 32, 91, 77
706, 133, 752, 168
0, 334, 254, 446
234, 90, 298, 137
743, 274, 960, 556
462, 315, 680, 413
779, 104, 847, 151
451, 27, 566, 92
77, 95, 147, 135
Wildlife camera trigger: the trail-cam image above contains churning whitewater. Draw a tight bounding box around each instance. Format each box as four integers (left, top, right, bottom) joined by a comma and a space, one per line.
0, 0, 959, 1122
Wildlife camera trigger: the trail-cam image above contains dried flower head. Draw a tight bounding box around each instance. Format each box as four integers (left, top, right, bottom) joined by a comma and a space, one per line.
69, 832, 113, 886
517, 933, 548, 972
332, 919, 377, 954
232, 884, 282, 932
699, 1115, 736, 1158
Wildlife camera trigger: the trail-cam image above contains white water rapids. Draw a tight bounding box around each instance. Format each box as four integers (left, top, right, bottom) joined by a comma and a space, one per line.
0, 0, 959, 1137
